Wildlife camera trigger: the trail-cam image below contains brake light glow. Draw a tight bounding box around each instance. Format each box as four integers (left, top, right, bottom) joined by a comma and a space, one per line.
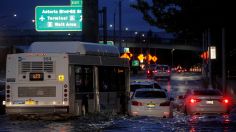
147, 70, 150, 74
219, 98, 230, 104
223, 99, 229, 104
132, 101, 143, 106
153, 70, 158, 73
190, 98, 201, 103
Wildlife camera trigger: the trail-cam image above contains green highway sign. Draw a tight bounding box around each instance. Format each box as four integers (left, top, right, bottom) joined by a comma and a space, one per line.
35, 6, 82, 31
132, 60, 140, 67
71, 0, 82, 6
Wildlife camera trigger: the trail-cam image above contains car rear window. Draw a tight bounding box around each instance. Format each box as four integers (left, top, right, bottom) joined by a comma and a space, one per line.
156, 66, 169, 71
130, 84, 153, 92
148, 64, 156, 69
193, 90, 222, 96
130, 84, 161, 92
135, 91, 167, 98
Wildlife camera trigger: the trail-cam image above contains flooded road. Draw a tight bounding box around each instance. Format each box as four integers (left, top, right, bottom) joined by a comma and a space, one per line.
1, 72, 236, 131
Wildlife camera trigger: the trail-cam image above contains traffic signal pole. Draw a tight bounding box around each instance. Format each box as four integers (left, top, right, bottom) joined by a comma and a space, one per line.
222, 28, 226, 94
102, 7, 107, 44
118, 0, 122, 51
208, 29, 213, 89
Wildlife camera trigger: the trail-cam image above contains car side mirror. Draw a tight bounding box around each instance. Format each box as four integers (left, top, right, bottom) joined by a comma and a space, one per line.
129, 92, 134, 100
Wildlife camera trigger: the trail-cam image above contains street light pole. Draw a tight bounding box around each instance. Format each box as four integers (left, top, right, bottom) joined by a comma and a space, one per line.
208, 28, 213, 89
113, 11, 116, 45
222, 28, 226, 93
171, 49, 175, 68
118, 0, 122, 51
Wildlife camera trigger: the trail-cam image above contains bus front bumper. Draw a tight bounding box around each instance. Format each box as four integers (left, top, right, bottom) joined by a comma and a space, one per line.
6, 106, 69, 115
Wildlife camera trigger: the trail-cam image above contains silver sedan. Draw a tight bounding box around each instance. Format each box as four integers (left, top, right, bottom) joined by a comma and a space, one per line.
182, 89, 230, 115
128, 88, 173, 118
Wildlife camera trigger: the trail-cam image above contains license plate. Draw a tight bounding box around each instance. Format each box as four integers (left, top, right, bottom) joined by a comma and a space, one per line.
206, 100, 214, 104
147, 103, 156, 108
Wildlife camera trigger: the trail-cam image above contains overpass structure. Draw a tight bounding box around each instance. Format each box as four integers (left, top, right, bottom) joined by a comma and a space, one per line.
122, 42, 201, 51
0, 29, 202, 51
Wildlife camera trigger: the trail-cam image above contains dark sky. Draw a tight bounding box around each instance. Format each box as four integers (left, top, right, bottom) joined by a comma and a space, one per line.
0, 0, 162, 32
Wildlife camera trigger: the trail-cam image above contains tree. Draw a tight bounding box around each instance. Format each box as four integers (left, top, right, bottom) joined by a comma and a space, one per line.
131, 0, 233, 40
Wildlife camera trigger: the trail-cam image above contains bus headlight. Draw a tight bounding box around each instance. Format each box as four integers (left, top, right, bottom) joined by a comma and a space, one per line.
2, 101, 5, 105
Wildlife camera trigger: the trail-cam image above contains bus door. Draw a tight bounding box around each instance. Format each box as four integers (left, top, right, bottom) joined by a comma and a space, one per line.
74, 66, 94, 114
98, 67, 126, 113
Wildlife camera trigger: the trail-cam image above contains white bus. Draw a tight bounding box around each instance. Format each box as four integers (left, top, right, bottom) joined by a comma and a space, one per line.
5, 41, 130, 116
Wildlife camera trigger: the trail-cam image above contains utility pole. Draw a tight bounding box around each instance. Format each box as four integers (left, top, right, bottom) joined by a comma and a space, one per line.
222, 28, 226, 94
208, 29, 212, 89
113, 11, 116, 45
102, 7, 107, 44
118, 0, 122, 51
202, 32, 205, 77
98, 7, 107, 44
171, 49, 175, 68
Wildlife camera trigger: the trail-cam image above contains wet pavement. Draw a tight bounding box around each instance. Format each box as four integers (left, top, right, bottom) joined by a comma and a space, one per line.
1, 72, 236, 131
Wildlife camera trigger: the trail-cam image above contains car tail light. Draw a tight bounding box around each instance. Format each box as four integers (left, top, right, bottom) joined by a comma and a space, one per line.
219, 98, 229, 104
132, 101, 143, 106
153, 70, 158, 73
223, 99, 229, 104
147, 70, 150, 74
160, 101, 170, 106
167, 70, 170, 73
189, 98, 201, 103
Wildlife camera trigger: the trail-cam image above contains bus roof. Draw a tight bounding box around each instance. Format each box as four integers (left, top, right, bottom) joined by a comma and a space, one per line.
28, 41, 120, 57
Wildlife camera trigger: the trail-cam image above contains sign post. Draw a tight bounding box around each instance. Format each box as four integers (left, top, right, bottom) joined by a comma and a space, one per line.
35, 6, 82, 31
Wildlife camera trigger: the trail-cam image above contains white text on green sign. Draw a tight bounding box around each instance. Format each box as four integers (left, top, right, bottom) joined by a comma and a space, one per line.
35, 6, 82, 31
71, 0, 82, 6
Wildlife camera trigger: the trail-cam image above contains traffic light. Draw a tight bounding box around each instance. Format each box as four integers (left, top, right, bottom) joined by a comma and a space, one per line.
200, 51, 208, 60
